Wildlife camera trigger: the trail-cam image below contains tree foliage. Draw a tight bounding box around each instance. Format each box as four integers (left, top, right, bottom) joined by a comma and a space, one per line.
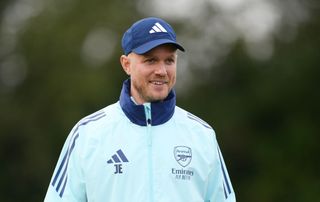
0, 0, 319, 201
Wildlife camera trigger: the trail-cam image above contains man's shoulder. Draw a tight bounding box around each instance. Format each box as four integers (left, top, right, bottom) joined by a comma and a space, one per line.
174, 106, 213, 131
76, 102, 123, 129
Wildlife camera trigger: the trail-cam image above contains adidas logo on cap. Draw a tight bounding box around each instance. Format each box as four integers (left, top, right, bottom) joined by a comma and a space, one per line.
149, 22, 168, 34
121, 17, 185, 55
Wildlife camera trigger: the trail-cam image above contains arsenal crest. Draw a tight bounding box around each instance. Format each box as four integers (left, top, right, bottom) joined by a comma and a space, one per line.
174, 146, 192, 167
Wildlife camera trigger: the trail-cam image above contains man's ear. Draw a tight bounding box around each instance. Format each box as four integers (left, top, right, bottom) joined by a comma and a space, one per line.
120, 55, 131, 75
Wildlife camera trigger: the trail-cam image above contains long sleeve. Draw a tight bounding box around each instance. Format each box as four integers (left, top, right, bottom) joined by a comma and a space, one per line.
205, 143, 236, 202
44, 124, 86, 202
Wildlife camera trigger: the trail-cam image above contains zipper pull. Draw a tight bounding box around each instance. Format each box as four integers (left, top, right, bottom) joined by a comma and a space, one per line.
144, 103, 152, 126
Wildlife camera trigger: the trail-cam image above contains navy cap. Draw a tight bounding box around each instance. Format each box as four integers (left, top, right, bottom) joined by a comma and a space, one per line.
122, 17, 185, 55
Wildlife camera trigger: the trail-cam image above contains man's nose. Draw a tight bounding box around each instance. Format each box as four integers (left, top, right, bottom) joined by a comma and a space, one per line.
154, 62, 167, 75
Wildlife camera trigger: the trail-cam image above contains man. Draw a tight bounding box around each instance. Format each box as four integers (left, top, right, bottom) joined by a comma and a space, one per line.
45, 17, 236, 202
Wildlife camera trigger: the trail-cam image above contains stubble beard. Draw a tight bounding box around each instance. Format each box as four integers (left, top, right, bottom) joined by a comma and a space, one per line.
132, 80, 170, 103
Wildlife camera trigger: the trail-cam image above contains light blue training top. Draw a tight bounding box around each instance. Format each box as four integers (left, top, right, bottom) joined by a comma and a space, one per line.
44, 79, 236, 202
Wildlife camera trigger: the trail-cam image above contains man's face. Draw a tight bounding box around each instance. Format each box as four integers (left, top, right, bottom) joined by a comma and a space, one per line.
121, 44, 178, 104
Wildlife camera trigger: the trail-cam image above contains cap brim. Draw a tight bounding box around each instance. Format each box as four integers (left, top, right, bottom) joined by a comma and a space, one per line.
132, 39, 185, 55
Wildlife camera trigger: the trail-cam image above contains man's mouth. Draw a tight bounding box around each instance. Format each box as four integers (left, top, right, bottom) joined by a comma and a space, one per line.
150, 81, 167, 85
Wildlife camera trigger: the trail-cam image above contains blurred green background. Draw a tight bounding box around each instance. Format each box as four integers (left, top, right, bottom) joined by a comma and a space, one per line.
0, 0, 319, 201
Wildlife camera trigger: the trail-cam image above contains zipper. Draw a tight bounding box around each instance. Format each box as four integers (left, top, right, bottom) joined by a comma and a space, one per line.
144, 103, 153, 202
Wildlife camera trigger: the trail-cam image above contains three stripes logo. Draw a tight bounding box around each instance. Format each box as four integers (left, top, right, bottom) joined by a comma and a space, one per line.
149, 22, 168, 34
187, 112, 212, 129
107, 149, 129, 174
51, 110, 106, 197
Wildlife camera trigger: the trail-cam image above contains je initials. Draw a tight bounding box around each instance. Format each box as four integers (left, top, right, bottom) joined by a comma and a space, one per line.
114, 164, 123, 174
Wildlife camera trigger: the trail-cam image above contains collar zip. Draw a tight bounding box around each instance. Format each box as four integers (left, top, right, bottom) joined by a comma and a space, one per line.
143, 103, 152, 126
119, 79, 176, 126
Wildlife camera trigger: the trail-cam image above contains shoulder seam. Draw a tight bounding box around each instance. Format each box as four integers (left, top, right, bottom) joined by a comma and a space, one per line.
78, 110, 106, 127
186, 112, 212, 129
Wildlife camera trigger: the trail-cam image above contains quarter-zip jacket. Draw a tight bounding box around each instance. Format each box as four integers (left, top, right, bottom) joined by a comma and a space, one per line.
45, 79, 236, 202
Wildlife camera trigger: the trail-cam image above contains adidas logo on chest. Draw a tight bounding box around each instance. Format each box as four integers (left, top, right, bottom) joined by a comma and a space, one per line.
107, 149, 129, 174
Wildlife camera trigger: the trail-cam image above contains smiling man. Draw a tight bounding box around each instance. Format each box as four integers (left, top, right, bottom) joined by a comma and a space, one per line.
45, 17, 236, 202
120, 44, 177, 104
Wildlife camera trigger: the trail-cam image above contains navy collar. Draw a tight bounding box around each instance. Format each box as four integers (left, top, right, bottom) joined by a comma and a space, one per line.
119, 79, 176, 126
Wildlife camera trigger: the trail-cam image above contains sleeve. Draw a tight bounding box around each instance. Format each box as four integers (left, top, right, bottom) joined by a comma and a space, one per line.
205, 139, 236, 202
44, 124, 87, 202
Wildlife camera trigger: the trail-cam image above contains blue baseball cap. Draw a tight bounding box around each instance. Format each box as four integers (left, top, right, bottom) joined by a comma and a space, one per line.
122, 17, 185, 55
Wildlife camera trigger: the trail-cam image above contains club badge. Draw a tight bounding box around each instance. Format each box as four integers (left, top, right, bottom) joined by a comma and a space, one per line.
174, 146, 192, 167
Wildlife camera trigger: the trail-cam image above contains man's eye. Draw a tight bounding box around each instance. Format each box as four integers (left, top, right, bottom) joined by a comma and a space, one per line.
145, 58, 156, 63
166, 59, 175, 65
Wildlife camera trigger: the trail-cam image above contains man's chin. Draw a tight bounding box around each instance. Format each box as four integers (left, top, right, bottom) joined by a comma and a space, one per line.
148, 94, 168, 102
